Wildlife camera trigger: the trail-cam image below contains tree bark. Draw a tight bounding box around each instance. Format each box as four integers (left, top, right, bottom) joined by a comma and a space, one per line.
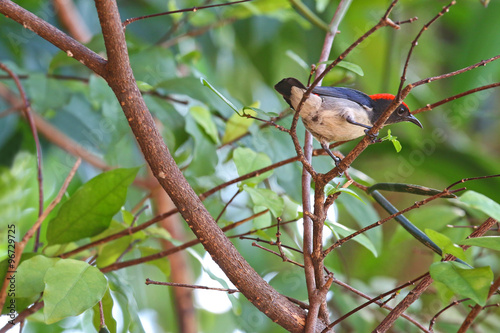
93, 0, 312, 329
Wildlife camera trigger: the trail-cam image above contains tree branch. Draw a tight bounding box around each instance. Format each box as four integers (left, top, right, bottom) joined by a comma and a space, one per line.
0, 1, 107, 76
374, 217, 498, 332
89, 2, 321, 330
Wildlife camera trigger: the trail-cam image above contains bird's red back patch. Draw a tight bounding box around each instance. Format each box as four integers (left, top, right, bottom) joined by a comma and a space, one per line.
370, 93, 410, 110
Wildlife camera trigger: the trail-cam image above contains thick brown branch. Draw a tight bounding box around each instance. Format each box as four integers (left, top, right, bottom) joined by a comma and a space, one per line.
92, 2, 319, 330
0, 1, 107, 76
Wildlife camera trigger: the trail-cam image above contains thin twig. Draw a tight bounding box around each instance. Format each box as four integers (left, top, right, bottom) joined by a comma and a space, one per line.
275, 217, 288, 261
0, 300, 44, 333
146, 279, 239, 293
331, 279, 430, 332
429, 298, 470, 330
160, 18, 236, 48
323, 273, 430, 332
323, 186, 462, 257
98, 300, 106, 328
374, 217, 498, 332
458, 271, 500, 332
405, 55, 500, 94
215, 189, 241, 223
131, 205, 150, 227
0, 106, 22, 118
397, 1, 457, 96
446, 174, 500, 190
239, 236, 302, 254
413, 82, 500, 114
300, 1, 353, 330
0, 62, 44, 252
60, 145, 312, 259
60, 208, 178, 258
230, 218, 298, 239
251, 242, 304, 268
99, 210, 269, 272
123, 0, 253, 28
115, 239, 141, 263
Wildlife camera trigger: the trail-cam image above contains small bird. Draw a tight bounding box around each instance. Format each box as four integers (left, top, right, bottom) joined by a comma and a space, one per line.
274, 77, 422, 165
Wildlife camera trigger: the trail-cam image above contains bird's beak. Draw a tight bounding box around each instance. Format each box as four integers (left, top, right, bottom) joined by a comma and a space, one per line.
407, 114, 423, 128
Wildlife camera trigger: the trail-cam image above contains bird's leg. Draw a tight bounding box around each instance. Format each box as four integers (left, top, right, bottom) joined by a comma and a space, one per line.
345, 116, 380, 143
321, 141, 341, 167
364, 129, 382, 143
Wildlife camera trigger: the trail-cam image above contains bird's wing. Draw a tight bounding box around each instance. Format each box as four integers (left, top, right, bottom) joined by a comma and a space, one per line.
312, 86, 373, 108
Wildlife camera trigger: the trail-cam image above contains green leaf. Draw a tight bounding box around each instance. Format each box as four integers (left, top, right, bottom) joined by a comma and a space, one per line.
458, 236, 500, 251
0, 152, 38, 240
177, 50, 202, 64
44, 259, 108, 324
136, 81, 154, 92
391, 139, 402, 152
243, 187, 284, 217
459, 191, 500, 221
26, 73, 72, 112
233, 147, 273, 186
381, 129, 402, 152
324, 184, 363, 201
316, 61, 364, 77
316, 0, 330, 12
243, 106, 279, 118
201, 77, 239, 114
326, 221, 377, 257
107, 273, 145, 333
338, 192, 382, 252
222, 110, 255, 144
46, 167, 140, 244
430, 262, 493, 306
89, 75, 115, 110
185, 114, 218, 177
16, 255, 60, 298
286, 50, 309, 71
189, 106, 220, 144
129, 46, 176, 85
96, 234, 135, 268
139, 246, 171, 277
224, 0, 290, 19
425, 229, 467, 260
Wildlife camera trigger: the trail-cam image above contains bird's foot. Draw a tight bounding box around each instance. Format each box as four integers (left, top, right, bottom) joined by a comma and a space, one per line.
364, 129, 381, 143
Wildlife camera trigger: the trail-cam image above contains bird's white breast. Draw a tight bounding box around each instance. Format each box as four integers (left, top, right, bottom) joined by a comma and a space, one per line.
289, 87, 373, 142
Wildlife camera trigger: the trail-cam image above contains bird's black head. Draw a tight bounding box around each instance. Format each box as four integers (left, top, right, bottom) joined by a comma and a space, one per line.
370, 94, 423, 128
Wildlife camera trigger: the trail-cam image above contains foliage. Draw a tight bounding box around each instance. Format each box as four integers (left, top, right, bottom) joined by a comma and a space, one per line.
0, 0, 499, 332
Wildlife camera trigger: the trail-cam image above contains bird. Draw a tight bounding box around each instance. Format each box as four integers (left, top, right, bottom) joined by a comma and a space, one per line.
274, 77, 423, 165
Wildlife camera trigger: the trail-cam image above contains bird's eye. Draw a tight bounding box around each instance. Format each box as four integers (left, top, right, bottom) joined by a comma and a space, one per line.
397, 107, 406, 116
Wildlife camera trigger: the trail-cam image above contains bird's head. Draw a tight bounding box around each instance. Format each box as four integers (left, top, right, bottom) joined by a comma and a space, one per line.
370, 94, 423, 128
